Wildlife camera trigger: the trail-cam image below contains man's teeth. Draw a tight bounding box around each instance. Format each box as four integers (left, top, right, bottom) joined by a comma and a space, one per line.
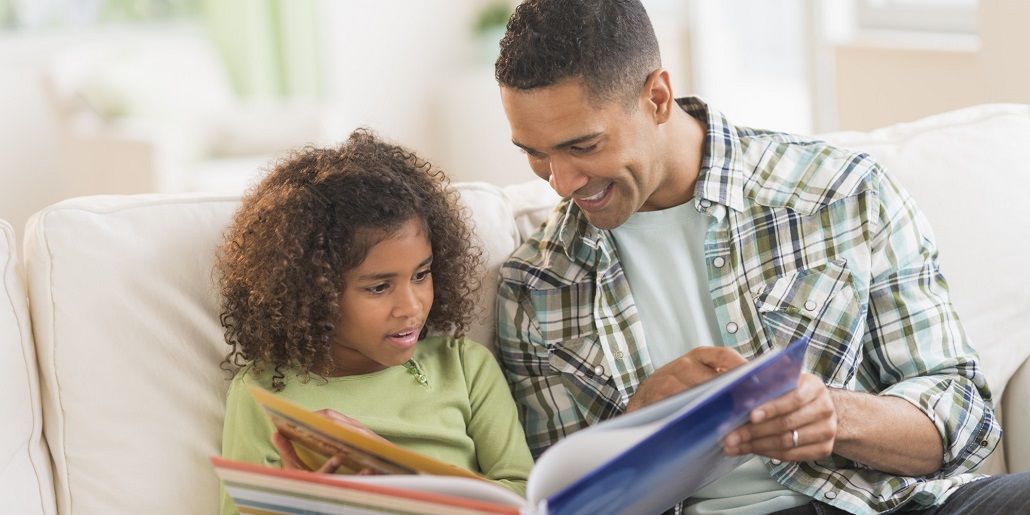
583, 186, 607, 201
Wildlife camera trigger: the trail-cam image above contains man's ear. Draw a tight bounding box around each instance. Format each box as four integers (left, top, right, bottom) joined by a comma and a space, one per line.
642, 68, 674, 124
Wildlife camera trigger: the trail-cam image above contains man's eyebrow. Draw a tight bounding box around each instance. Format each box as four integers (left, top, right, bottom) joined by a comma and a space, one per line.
513, 132, 602, 154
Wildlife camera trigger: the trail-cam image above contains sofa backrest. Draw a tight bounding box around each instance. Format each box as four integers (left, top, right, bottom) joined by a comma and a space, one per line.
21, 183, 519, 515
1, 220, 56, 515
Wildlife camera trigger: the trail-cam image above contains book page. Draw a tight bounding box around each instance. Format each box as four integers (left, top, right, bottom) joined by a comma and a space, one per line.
337, 475, 529, 508
248, 386, 484, 480
525, 423, 659, 502
213, 456, 524, 515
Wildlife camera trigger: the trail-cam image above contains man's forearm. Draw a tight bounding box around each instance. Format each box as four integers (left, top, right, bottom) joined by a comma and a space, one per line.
831, 389, 944, 477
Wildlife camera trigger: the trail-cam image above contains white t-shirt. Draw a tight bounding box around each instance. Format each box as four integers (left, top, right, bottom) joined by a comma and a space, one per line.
610, 201, 717, 368
611, 200, 811, 515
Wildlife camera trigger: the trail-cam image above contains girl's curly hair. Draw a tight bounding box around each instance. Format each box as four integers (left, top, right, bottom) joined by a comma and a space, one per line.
217, 128, 483, 390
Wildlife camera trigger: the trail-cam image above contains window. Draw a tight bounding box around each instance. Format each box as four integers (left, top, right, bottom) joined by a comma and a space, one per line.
857, 0, 978, 33
0, 0, 200, 30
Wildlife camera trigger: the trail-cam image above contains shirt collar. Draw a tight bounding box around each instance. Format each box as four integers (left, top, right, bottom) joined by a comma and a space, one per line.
676, 97, 748, 213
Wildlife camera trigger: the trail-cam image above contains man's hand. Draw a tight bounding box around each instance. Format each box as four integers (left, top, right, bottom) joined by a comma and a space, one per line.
722, 373, 837, 462
720, 375, 944, 476
626, 346, 748, 412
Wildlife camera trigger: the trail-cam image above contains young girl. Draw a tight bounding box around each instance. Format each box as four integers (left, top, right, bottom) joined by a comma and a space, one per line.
217, 129, 533, 514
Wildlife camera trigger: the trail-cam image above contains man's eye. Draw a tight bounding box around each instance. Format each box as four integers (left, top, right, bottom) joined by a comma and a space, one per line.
571, 144, 597, 154
519, 148, 545, 159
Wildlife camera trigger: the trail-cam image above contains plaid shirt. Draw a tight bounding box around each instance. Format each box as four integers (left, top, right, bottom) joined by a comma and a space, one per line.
495, 98, 1001, 514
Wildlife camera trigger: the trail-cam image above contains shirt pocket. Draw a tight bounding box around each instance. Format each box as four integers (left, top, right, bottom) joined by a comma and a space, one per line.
548, 335, 625, 425
524, 282, 625, 423
525, 281, 596, 344
751, 259, 863, 387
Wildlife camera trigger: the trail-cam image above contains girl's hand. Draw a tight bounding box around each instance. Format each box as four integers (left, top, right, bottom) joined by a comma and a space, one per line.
313, 409, 391, 445
272, 409, 389, 474
272, 430, 343, 472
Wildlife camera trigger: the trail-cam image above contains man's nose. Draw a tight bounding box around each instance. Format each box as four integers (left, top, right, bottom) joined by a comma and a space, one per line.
548, 157, 587, 198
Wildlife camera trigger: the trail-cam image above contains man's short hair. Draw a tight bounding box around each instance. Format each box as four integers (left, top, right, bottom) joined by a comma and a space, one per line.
495, 0, 661, 107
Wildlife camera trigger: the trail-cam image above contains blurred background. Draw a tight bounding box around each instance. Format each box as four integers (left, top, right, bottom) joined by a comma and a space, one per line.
1, 0, 1028, 242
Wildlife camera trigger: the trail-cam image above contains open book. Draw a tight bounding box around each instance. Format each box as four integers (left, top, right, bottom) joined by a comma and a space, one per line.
214, 337, 809, 515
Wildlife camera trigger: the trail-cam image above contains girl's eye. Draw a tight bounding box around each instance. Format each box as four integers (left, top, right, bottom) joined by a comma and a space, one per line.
367, 283, 389, 295
413, 269, 431, 282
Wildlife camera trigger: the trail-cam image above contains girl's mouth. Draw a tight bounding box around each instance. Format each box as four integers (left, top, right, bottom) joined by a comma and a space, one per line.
387, 326, 420, 349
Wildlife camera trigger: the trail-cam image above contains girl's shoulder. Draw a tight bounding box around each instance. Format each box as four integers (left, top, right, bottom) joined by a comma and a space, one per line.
415, 335, 493, 359
414, 336, 500, 378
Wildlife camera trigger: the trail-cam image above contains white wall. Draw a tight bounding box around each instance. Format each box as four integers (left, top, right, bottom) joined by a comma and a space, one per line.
319, 0, 496, 181
687, 0, 812, 134
0, 33, 77, 245
832, 0, 1030, 131
4, 0, 1028, 246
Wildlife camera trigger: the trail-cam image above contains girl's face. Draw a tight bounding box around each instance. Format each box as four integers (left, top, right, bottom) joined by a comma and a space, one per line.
329, 218, 434, 376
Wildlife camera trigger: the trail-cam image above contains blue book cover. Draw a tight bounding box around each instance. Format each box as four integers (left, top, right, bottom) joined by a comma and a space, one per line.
533, 337, 809, 515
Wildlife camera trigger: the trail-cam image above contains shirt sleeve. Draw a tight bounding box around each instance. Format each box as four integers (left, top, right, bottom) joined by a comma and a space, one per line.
460, 339, 534, 497
861, 169, 1001, 476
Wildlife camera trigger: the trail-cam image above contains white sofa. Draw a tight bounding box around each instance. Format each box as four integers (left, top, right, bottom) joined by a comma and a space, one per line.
3, 103, 1029, 514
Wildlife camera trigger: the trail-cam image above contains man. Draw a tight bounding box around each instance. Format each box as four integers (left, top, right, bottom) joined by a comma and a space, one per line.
493, 1, 1029, 513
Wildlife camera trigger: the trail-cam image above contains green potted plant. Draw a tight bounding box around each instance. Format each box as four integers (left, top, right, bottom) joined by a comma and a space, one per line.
474, 1, 513, 65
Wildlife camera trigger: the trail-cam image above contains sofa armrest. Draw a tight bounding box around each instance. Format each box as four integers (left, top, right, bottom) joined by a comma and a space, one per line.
1003, 355, 1030, 473
0, 220, 56, 515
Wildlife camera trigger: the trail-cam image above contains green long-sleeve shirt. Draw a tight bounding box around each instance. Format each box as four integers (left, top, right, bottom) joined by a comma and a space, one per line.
220, 336, 533, 514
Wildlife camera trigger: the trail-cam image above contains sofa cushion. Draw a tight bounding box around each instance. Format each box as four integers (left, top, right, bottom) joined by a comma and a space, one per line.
25, 194, 240, 515
0, 219, 55, 515
502, 179, 562, 242
448, 182, 522, 352
22, 182, 518, 514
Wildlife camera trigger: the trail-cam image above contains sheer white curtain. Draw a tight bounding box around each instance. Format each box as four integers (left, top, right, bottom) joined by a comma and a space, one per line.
683, 0, 814, 134
203, 0, 322, 101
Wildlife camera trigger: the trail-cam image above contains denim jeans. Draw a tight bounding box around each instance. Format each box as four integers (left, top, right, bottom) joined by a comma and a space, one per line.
769, 471, 1030, 515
